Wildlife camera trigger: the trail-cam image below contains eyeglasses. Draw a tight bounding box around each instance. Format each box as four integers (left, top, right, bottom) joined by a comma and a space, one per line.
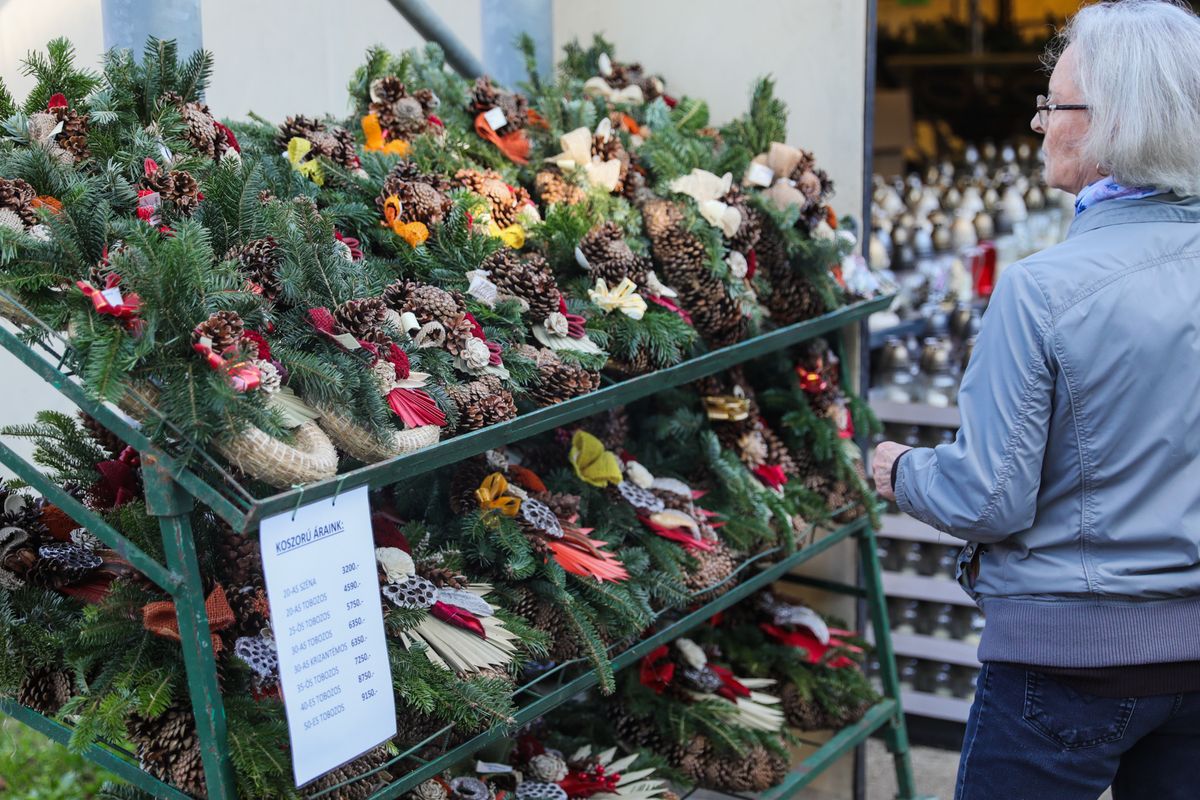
1036, 95, 1089, 128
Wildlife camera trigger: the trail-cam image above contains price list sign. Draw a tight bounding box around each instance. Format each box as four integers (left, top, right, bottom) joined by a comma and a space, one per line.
260, 486, 396, 786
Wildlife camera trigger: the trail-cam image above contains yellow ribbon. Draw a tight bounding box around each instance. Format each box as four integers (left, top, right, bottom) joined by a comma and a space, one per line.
568, 431, 623, 488
382, 195, 430, 247
362, 114, 410, 156
287, 137, 324, 186
703, 395, 752, 422
476, 472, 521, 516
487, 220, 525, 249
588, 277, 647, 321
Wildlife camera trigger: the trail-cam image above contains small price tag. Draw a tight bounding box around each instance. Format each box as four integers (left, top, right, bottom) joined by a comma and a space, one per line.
483, 107, 508, 131
100, 287, 125, 306
746, 162, 775, 188
260, 486, 396, 787
475, 761, 515, 774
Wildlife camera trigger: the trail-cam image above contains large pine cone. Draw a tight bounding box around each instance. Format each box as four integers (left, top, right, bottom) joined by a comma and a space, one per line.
447, 376, 516, 433
483, 250, 560, 321
217, 531, 264, 590
305, 745, 393, 800
163, 170, 201, 214
534, 169, 586, 207
128, 706, 206, 798
722, 188, 762, 254
456, 169, 531, 229
162, 91, 218, 159
701, 744, 789, 793
520, 346, 599, 407
0, 177, 38, 229
225, 237, 281, 300
643, 199, 744, 346
79, 411, 125, 459
192, 310, 244, 352
334, 298, 390, 346
377, 164, 453, 226
369, 76, 438, 140
468, 76, 528, 130
579, 222, 650, 286
381, 280, 462, 327
16, 666, 72, 715
684, 541, 738, 601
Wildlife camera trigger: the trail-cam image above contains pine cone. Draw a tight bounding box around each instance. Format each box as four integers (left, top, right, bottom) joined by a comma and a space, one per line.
383, 280, 462, 326
52, 106, 91, 161
334, 298, 390, 346
79, 411, 125, 458
309, 126, 360, 171
483, 250, 561, 321
216, 531, 264, 590
684, 541, 737, 600
163, 170, 201, 214
369, 77, 437, 140
521, 346, 599, 407
306, 746, 393, 800
456, 169, 530, 229
16, 666, 72, 715
225, 237, 282, 300
643, 200, 744, 347
448, 377, 517, 433
534, 169, 586, 207
192, 310, 244, 352
0, 177, 38, 229
703, 744, 788, 793
722, 188, 762, 254
591, 134, 629, 193
162, 92, 218, 159
128, 706, 206, 798
468, 77, 529, 130
275, 115, 325, 150
377, 164, 453, 226
30, 542, 102, 588
579, 222, 650, 286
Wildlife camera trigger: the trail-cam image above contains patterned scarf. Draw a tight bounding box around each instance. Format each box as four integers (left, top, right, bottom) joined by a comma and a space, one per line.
1074, 178, 1162, 216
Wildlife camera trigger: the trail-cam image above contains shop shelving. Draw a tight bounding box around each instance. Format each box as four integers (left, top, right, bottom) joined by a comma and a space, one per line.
0, 294, 926, 799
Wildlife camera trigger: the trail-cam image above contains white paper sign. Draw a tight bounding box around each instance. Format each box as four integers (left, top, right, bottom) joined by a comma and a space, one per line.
483, 106, 508, 131
259, 486, 396, 787
100, 287, 125, 306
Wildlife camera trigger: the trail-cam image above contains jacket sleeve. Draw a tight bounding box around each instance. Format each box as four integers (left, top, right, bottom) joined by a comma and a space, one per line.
895, 263, 1055, 543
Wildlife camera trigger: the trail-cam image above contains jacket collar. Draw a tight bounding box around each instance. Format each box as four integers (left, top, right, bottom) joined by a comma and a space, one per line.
1069, 193, 1200, 238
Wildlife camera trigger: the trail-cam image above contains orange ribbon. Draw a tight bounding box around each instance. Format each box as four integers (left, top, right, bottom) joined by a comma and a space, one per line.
143, 585, 235, 654
362, 114, 410, 156
475, 472, 521, 516
474, 112, 530, 164
382, 195, 430, 246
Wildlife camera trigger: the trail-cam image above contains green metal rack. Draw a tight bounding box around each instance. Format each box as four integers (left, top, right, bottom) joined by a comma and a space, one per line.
0, 294, 923, 800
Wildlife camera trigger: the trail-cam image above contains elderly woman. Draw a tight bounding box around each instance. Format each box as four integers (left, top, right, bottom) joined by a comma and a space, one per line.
872, 2, 1200, 798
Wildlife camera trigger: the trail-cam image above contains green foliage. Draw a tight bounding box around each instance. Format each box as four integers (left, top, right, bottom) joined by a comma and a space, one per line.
719, 77, 789, 177
20, 38, 101, 115
101, 37, 213, 123
0, 718, 114, 800
0, 78, 16, 118
0, 410, 106, 488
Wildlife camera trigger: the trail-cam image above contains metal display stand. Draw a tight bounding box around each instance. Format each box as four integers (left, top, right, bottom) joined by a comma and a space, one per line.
0, 295, 925, 799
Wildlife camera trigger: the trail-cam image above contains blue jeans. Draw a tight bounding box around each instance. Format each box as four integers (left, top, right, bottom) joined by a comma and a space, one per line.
955, 662, 1200, 800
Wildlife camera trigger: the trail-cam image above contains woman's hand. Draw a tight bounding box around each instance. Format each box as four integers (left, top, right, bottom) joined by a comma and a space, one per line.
872, 441, 913, 502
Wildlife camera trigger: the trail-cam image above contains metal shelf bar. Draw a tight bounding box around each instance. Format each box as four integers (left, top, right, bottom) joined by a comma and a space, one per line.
0, 698, 192, 800
243, 297, 894, 531
759, 698, 898, 800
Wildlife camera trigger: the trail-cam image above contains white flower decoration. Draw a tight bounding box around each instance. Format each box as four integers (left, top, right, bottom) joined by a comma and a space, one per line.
675, 638, 708, 670
623, 460, 655, 489
544, 311, 570, 337
461, 336, 491, 370
375, 547, 416, 583
727, 251, 748, 280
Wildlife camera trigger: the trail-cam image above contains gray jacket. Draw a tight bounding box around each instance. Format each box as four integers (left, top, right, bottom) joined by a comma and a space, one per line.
896, 193, 1200, 668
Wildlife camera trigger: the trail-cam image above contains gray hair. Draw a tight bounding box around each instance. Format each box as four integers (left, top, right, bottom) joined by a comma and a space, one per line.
1052, 0, 1200, 196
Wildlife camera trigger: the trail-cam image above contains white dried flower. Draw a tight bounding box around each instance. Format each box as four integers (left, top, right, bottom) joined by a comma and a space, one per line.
727, 250, 748, 280
623, 460, 655, 489
544, 311, 569, 337
813, 220, 836, 241
461, 336, 491, 370
375, 547, 415, 583
255, 360, 282, 394
737, 431, 768, 464
27, 224, 51, 242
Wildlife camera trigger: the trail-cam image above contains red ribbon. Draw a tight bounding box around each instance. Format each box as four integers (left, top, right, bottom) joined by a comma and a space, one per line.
639, 645, 675, 694
386, 343, 411, 379
709, 664, 752, 701
745, 249, 758, 279
760, 623, 861, 668
427, 114, 445, 129
645, 294, 693, 325
242, 330, 272, 360
559, 766, 620, 798
144, 158, 160, 179
796, 367, 828, 395
47, 93, 67, 110
753, 464, 788, 490
92, 446, 140, 509
335, 230, 363, 261
430, 600, 485, 638
76, 276, 144, 335
638, 515, 715, 551
371, 511, 412, 552
557, 296, 587, 339
192, 336, 262, 393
